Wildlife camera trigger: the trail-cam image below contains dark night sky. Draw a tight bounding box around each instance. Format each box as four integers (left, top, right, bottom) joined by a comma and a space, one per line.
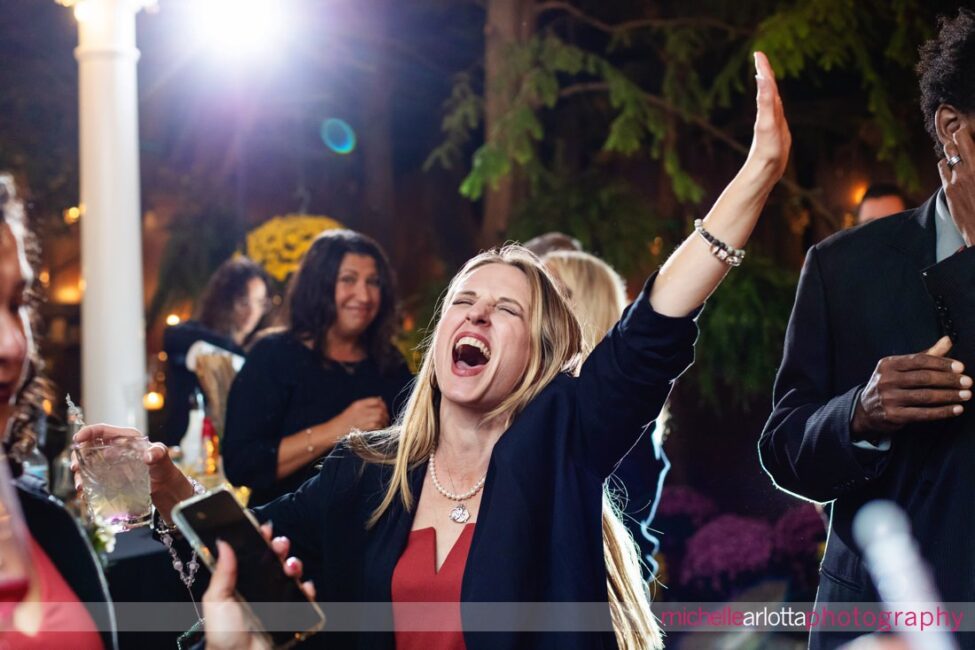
0, 0, 483, 236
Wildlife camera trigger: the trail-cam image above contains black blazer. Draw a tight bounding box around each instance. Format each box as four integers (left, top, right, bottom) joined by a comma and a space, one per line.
759, 193, 975, 649
254, 277, 699, 650
17, 476, 118, 650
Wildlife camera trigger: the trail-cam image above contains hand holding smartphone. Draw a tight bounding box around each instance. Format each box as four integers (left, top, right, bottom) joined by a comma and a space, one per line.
171, 489, 325, 649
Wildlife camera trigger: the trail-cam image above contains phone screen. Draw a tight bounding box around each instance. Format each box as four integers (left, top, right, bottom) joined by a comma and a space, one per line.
174, 490, 324, 647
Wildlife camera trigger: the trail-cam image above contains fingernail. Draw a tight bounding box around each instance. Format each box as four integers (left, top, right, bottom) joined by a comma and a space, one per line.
953, 405, 964, 415
961, 376, 973, 388
273, 536, 287, 545
286, 557, 299, 569
952, 361, 965, 373
961, 390, 972, 400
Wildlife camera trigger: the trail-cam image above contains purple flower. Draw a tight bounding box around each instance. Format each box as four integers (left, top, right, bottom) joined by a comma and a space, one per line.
680, 515, 773, 594
773, 504, 827, 560
655, 485, 718, 527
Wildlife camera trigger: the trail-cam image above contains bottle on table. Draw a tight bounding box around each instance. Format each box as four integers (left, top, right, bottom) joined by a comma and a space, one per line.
202, 415, 220, 477
179, 389, 205, 475
50, 394, 84, 501
20, 414, 49, 490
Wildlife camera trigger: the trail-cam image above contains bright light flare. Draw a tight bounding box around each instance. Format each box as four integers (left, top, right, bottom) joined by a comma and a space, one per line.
72, 1, 92, 22
143, 391, 165, 411
193, 0, 286, 60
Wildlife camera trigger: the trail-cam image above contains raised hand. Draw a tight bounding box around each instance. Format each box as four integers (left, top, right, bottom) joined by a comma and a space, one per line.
649, 51, 792, 317
939, 122, 975, 246
745, 51, 792, 188
852, 336, 972, 436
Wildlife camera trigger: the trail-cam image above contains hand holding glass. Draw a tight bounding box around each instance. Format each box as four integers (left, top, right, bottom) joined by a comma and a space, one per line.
73, 436, 152, 532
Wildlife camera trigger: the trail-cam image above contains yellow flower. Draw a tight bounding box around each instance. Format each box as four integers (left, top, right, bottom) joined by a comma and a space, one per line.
246, 214, 343, 281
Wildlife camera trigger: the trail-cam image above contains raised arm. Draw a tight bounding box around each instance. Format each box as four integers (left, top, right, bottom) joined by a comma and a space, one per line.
570, 52, 791, 477
650, 52, 791, 317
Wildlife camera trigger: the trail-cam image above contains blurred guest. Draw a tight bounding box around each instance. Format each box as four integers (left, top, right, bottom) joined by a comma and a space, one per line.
761, 9, 975, 649
222, 229, 412, 506
162, 257, 269, 446
544, 250, 670, 576
0, 173, 114, 649
857, 183, 908, 223
522, 231, 582, 257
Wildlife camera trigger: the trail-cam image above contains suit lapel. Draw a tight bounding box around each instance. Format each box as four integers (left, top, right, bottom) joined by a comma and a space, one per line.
355, 461, 427, 650
361, 460, 428, 600
880, 193, 942, 352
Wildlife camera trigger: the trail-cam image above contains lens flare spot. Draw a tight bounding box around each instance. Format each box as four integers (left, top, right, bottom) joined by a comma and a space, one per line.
320, 119, 356, 154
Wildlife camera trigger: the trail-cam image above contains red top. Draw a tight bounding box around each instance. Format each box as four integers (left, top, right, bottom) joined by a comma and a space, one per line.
2, 535, 103, 650
391, 524, 475, 650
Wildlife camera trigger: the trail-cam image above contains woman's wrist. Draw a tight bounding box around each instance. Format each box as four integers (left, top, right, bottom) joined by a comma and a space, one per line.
153, 473, 198, 524
738, 156, 783, 194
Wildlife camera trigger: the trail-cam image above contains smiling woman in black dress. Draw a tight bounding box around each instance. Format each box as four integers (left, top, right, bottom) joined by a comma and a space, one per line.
222, 229, 412, 506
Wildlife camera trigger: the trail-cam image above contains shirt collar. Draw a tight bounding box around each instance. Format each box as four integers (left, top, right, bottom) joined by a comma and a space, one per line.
935, 189, 966, 263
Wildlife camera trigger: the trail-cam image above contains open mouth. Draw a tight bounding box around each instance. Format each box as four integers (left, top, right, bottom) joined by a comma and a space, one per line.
453, 335, 491, 370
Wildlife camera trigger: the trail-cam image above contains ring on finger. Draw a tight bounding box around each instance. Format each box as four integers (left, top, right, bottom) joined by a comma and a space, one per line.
947, 154, 963, 169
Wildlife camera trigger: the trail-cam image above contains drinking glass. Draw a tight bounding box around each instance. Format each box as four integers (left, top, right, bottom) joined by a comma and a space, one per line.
74, 436, 152, 532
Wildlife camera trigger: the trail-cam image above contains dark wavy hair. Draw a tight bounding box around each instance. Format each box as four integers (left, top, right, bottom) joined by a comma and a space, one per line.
285, 229, 401, 374
0, 174, 55, 476
917, 8, 975, 154
196, 256, 268, 340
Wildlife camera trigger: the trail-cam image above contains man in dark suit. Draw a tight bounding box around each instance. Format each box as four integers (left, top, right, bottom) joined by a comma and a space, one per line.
760, 9, 975, 649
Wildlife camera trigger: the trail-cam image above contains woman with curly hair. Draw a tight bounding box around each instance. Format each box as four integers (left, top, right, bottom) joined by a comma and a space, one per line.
1, 173, 116, 649
222, 229, 412, 506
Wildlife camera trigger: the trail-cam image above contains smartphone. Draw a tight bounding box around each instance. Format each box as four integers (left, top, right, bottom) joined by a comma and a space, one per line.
171, 488, 325, 648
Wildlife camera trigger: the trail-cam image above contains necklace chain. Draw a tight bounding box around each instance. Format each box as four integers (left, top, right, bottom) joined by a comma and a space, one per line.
428, 451, 486, 501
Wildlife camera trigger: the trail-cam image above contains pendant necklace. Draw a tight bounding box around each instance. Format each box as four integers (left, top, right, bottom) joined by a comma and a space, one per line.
428, 451, 486, 524
333, 359, 359, 375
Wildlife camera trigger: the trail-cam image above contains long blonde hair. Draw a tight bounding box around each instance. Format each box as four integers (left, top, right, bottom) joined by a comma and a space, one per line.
543, 250, 628, 353
545, 249, 662, 650
349, 245, 661, 650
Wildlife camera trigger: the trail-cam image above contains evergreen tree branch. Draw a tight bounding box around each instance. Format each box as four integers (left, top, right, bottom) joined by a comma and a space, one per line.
560, 81, 841, 230
535, 1, 748, 36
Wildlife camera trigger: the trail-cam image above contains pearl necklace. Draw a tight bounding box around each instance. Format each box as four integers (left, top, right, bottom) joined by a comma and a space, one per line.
428, 451, 486, 524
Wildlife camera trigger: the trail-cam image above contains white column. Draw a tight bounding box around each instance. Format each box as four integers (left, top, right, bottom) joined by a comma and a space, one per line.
75, 0, 147, 430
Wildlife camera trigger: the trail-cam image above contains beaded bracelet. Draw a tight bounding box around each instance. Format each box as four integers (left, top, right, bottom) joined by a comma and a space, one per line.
150, 476, 206, 536
152, 477, 206, 601
693, 219, 745, 267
